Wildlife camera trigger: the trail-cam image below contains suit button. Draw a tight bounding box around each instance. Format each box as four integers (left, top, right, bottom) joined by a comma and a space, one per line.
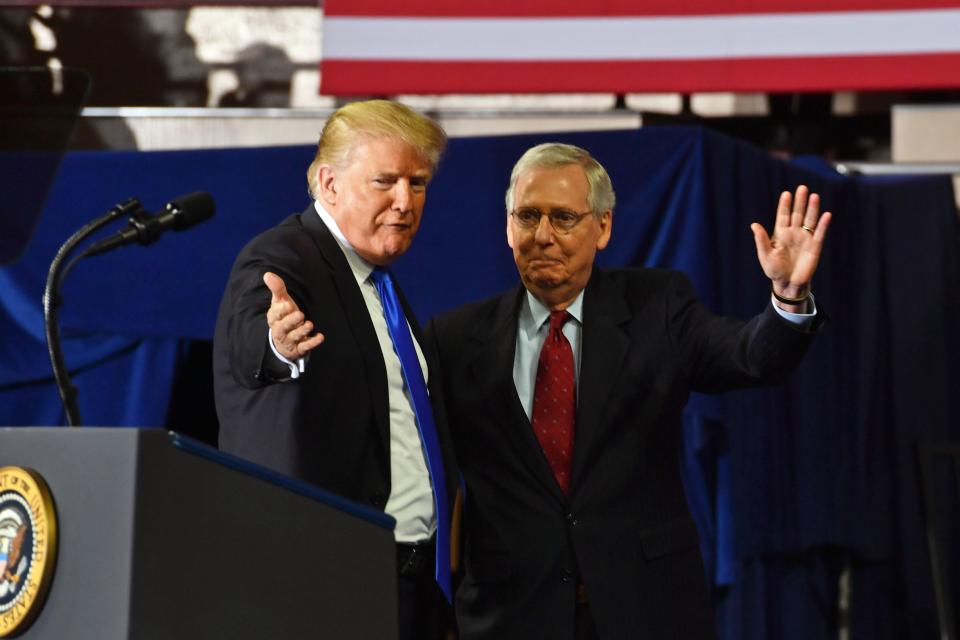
253, 369, 263, 381
560, 569, 574, 583
370, 492, 387, 508
565, 513, 579, 526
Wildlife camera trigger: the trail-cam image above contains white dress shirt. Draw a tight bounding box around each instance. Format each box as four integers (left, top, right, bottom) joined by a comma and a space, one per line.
270, 201, 436, 543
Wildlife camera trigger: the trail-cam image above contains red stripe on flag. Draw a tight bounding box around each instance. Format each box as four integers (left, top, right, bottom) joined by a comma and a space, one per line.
324, 0, 960, 17
3, 0, 316, 5
320, 53, 960, 94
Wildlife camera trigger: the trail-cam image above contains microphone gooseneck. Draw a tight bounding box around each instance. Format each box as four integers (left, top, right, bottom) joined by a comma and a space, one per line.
43, 192, 216, 426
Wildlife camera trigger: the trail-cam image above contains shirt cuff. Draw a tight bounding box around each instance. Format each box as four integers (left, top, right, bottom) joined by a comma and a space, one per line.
267, 328, 306, 379
771, 292, 817, 330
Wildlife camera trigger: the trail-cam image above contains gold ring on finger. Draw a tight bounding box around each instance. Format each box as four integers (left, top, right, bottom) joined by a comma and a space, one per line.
801, 225, 815, 234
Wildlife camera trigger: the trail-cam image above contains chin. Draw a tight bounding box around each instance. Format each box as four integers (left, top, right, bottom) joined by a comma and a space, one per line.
525, 277, 565, 294
384, 232, 414, 251
379, 243, 412, 263
524, 267, 566, 287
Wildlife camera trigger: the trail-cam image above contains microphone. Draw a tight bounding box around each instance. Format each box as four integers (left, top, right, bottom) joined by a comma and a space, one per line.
84, 191, 215, 257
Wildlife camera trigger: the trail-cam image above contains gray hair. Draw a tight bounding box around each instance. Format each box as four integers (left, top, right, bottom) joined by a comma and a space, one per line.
504, 143, 616, 215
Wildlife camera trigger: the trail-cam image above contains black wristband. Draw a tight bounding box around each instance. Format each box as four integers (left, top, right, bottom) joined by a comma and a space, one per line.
772, 287, 810, 305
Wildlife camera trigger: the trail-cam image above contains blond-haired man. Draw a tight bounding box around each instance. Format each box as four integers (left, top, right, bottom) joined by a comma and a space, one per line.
213, 100, 457, 639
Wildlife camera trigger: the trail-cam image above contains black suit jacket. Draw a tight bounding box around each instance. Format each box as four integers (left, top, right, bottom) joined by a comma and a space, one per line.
427, 267, 821, 640
213, 206, 459, 520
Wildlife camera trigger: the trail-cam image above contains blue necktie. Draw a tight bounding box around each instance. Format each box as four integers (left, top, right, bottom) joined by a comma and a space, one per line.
370, 267, 452, 603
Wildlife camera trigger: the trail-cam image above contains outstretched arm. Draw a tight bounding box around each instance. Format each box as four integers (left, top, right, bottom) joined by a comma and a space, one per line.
751, 185, 832, 313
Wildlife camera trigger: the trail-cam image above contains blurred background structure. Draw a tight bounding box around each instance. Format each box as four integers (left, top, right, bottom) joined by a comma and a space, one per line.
0, 3, 957, 169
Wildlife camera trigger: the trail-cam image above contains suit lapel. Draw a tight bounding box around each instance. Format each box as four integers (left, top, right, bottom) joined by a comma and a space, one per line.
571, 269, 631, 495
468, 285, 566, 506
300, 208, 391, 449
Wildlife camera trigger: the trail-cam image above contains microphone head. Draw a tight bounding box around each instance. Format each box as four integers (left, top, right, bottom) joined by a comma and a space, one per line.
165, 191, 215, 230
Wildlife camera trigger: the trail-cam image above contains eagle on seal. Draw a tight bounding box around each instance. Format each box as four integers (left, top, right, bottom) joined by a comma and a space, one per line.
0, 509, 27, 590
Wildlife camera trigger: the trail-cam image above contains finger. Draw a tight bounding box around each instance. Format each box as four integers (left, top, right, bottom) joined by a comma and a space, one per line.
774, 191, 792, 231
263, 272, 290, 304
296, 333, 326, 356
274, 309, 305, 336
750, 223, 771, 261
791, 185, 808, 227
286, 320, 315, 344
812, 211, 832, 244
802, 192, 821, 230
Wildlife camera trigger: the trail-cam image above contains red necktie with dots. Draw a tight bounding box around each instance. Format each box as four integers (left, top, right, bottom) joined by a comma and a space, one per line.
531, 310, 576, 494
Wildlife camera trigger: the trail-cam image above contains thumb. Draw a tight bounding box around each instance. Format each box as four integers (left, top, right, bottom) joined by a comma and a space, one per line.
750, 223, 771, 262
263, 272, 289, 303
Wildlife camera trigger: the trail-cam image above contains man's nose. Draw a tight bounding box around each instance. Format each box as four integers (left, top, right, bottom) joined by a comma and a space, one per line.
534, 214, 554, 243
392, 180, 414, 212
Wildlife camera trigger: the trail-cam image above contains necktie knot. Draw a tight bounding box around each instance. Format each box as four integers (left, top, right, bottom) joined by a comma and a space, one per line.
370, 266, 390, 286
548, 310, 571, 334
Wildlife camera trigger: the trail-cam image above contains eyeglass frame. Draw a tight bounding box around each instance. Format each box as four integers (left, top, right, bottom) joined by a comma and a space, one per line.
508, 206, 597, 234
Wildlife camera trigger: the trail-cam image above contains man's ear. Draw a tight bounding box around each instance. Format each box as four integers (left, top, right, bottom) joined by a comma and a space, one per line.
317, 165, 337, 206
596, 210, 613, 250
506, 214, 515, 249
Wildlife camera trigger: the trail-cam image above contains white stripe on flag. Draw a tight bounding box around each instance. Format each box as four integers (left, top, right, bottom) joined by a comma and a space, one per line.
324, 9, 960, 60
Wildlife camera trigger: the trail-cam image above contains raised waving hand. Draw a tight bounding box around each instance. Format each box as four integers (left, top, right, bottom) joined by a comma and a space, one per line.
751, 185, 832, 309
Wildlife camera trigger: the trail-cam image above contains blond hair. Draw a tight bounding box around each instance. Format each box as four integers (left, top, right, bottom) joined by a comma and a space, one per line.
505, 143, 615, 215
306, 100, 447, 198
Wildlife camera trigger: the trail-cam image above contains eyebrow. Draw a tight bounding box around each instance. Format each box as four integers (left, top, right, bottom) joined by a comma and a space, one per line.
516, 206, 585, 213
373, 171, 431, 178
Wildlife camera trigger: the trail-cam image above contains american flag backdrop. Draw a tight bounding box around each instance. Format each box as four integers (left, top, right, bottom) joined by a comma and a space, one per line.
320, 0, 960, 94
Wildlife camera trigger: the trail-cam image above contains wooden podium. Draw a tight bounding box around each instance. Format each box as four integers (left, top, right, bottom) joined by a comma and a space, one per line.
0, 427, 398, 639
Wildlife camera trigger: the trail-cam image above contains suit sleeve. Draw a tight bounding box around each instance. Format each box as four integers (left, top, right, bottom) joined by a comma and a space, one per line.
666, 271, 822, 393
222, 237, 314, 389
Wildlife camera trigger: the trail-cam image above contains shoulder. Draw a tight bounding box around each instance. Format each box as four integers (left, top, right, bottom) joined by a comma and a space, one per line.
599, 266, 686, 286
591, 267, 692, 304
222, 210, 337, 305
432, 289, 510, 328
231, 210, 336, 277
429, 287, 519, 343
237, 212, 311, 259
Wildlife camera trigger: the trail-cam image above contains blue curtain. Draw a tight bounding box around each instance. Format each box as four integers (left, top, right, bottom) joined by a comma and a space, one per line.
2, 127, 957, 638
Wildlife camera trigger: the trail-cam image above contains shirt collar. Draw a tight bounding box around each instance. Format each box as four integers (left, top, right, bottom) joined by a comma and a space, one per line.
521, 288, 585, 334
314, 200, 374, 285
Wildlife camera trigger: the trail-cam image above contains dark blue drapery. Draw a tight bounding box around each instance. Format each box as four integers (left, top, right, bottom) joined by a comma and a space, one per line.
2, 127, 957, 638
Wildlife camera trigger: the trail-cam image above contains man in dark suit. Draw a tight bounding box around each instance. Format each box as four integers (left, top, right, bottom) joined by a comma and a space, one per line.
213, 100, 458, 640
427, 143, 831, 639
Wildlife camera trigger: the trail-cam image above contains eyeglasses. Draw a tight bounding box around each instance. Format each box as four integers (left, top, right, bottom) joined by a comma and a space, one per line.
509, 207, 594, 234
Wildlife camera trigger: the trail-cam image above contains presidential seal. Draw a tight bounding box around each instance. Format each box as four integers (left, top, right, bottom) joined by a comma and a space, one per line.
0, 467, 57, 637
